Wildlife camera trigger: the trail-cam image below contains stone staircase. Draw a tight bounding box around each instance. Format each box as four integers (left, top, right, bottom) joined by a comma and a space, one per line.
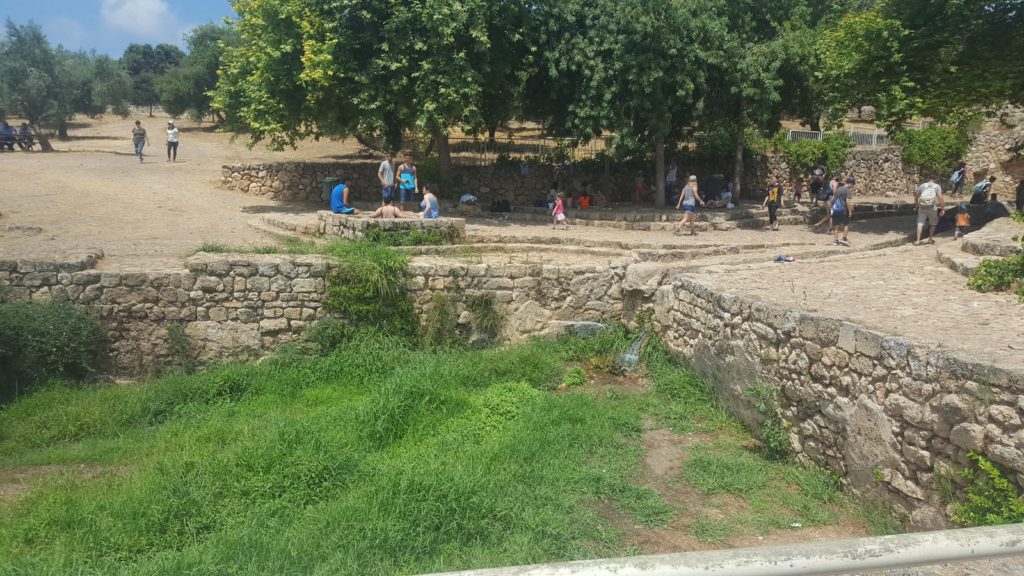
935, 217, 1022, 277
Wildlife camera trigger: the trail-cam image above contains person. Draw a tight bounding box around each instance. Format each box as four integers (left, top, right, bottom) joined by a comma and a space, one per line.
368, 197, 404, 219
131, 120, 149, 163
419, 183, 440, 219
809, 168, 825, 206
763, 179, 785, 231
950, 161, 968, 196
666, 160, 678, 205
792, 175, 804, 204
674, 175, 704, 236
378, 152, 397, 201
547, 181, 558, 209
953, 203, 971, 240
1016, 180, 1024, 213
166, 120, 179, 162
914, 177, 945, 245
0, 122, 15, 152
633, 173, 646, 204
330, 179, 361, 214
579, 186, 591, 209
830, 177, 855, 246
16, 123, 33, 151
398, 153, 418, 211
552, 192, 569, 230
592, 188, 607, 208
971, 176, 996, 205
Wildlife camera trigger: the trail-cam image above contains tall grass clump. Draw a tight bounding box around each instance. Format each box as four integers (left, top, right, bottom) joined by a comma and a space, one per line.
0, 301, 106, 401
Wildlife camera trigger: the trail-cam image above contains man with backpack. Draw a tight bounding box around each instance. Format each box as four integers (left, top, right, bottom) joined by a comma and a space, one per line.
830, 177, 856, 246
970, 176, 996, 205
914, 177, 945, 245
762, 179, 785, 231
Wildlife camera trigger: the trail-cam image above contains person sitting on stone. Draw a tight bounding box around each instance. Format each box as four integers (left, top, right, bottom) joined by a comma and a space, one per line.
419, 183, 441, 219
16, 123, 33, 151
0, 122, 16, 152
367, 197, 404, 219
330, 179, 361, 215
591, 188, 607, 208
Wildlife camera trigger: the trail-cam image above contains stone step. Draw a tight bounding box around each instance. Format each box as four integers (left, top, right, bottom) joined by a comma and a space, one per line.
259, 215, 320, 236
935, 242, 986, 277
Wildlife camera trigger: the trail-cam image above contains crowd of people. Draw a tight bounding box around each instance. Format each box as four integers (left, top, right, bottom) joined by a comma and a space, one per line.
328, 151, 445, 220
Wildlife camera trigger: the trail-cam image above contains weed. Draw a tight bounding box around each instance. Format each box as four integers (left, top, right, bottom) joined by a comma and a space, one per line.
856, 497, 905, 536
744, 382, 791, 461
422, 292, 460, 348
363, 227, 460, 246
322, 242, 418, 341
562, 367, 588, 388
165, 322, 197, 374
951, 452, 1024, 526
689, 516, 731, 543
465, 292, 506, 340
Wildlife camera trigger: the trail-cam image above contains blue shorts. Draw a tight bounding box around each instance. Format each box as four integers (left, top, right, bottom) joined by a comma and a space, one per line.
400, 187, 415, 203
381, 186, 394, 201
681, 204, 696, 213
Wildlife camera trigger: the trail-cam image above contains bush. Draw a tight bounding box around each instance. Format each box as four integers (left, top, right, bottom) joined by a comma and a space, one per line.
362, 227, 460, 246
422, 292, 460, 348
0, 301, 106, 400
744, 382, 791, 461
891, 126, 971, 179
952, 453, 1024, 526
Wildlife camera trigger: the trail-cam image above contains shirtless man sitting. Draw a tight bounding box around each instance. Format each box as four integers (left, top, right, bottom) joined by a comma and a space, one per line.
367, 197, 405, 219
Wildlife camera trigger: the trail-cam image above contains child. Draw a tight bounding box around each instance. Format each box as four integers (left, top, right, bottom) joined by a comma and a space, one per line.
552, 192, 569, 230
954, 203, 971, 240
792, 176, 804, 204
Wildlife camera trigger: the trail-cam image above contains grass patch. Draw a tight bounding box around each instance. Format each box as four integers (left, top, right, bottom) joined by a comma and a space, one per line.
689, 516, 731, 543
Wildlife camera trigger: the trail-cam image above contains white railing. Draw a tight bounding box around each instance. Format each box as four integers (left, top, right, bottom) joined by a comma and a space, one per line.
788, 129, 890, 147
418, 524, 1024, 576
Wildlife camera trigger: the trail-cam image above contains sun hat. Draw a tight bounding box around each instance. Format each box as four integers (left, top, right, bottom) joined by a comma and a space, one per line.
688, 175, 697, 181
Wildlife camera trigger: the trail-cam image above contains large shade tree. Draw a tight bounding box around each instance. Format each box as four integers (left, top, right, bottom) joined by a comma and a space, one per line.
121, 43, 185, 116
157, 24, 238, 121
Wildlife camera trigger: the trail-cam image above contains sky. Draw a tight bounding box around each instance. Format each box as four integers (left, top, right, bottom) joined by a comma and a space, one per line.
2, 0, 237, 56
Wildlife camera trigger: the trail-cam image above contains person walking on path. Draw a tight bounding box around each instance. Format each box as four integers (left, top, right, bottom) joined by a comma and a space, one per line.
165, 121, 179, 163
914, 176, 945, 245
378, 152, 397, 201
1016, 179, 1024, 212
953, 203, 971, 240
674, 175, 704, 236
950, 161, 968, 196
763, 179, 785, 231
131, 120, 149, 163
552, 192, 569, 230
398, 153, 418, 212
830, 177, 855, 246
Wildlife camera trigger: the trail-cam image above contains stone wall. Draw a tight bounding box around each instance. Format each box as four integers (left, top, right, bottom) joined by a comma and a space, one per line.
318, 212, 466, 240
766, 146, 920, 198
967, 115, 1023, 199
1, 252, 332, 373
5, 251, 1024, 528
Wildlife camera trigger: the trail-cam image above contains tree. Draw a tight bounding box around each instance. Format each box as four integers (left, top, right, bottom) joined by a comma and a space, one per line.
0, 20, 62, 150
157, 24, 238, 121
121, 43, 184, 116
531, 0, 715, 206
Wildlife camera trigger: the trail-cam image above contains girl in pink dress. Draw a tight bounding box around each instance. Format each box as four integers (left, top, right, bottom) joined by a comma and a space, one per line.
552, 192, 569, 230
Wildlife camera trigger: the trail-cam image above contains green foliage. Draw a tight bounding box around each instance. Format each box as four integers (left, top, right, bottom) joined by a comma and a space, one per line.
744, 382, 791, 461
0, 301, 106, 401
968, 255, 1024, 298
465, 292, 505, 339
561, 367, 587, 388
300, 318, 352, 355
157, 24, 237, 121
689, 516, 730, 543
165, 322, 197, 375
362, 226, 459, 247
761, 130, 855, 176
321, 242, 418, 342
951, 453, 1024, 526
891, 126, 972, 178
120, 43, 184, 111
421, 292, 460, 349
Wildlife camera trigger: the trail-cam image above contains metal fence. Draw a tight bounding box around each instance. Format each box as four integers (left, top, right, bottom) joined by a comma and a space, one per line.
788, 128, 891, 147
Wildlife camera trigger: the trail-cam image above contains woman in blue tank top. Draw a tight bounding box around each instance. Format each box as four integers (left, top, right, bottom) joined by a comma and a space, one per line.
420, 183, 441, 219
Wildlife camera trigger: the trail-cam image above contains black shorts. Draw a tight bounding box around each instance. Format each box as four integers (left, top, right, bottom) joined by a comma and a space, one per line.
832, 211, 850, 226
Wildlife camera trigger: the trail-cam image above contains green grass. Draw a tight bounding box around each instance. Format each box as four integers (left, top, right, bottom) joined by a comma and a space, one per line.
0, 332, 893, 574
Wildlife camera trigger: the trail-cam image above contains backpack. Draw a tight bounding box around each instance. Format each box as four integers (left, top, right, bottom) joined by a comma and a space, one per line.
973, 181, 991, 195
951, 169, 964, 185
919, 184, 939, 207
831, 193, 846, 215
768, 184, 781, 203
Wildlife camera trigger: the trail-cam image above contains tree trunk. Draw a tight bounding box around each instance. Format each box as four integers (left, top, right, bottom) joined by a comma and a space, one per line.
734, 105, 745, 201
604, 154, 611, 199
31, 123, 54, 152
654, 135, 666, 208
487, 125, 497, 146
57, 120, 69, 141
149, 105, 154, 117
433, 128, 452, 189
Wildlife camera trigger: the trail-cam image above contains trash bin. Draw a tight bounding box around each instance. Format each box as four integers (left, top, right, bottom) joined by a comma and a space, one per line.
323, 177, 341, 206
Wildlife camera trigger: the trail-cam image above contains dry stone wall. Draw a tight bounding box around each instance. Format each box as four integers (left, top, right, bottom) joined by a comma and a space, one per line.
5, 251, 1023, 527
318, 212, 466, 240
766, 146, 919, 198
967, 116, 1023, 199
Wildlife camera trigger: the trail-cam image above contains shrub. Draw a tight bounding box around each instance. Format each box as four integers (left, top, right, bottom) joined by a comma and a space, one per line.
951, 453, 1024, 526
465, 292, 505, 340
362, 227, 460, 246
890, 126, 971, 179
752, 130, 854, 177
744, 382, 791, 461
422, 292, 460, 348
302, 317, 353, 354
0, 301, 106, 400
561, 367, 587, 388
322, 242, 418, 342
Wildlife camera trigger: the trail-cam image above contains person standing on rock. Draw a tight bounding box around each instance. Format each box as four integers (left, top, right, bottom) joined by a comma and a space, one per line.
830, 177, 855, 247
398, 152, 418, 212
673, 175, 704, 236
166, 121, 180, 163
378, 152, 397, 201
131, 120, 149, 163
914, 177, 945, 245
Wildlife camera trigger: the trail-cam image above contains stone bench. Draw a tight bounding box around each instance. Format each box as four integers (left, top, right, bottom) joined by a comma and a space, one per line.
317, 211, 466, 241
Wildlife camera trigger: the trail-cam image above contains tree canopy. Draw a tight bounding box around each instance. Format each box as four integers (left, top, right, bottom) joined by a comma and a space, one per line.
156, 24, 238, 121
121, 43, 185, 115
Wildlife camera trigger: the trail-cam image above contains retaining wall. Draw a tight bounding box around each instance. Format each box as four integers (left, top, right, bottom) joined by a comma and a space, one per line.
4, 252, 1023, 529
318, 212, 466, 240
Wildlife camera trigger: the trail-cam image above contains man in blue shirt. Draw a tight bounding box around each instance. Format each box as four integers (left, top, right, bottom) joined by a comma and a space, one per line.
330, 180, 361, 215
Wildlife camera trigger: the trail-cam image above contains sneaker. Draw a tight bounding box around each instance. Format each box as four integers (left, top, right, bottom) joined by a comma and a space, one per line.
833, 240, 841, 246
839, 238, 851, 246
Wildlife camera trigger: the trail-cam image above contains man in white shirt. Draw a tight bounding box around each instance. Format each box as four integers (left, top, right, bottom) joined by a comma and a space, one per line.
378, 152, 396, 201
166, 121, 180, 163
914, 177, 945, 245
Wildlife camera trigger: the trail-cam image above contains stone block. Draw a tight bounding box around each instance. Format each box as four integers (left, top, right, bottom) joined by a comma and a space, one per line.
291, 278, 322, 293
259, 318, 290, 334
196, 276, 224, 292
72, 271, 102, 286
949, 423, 986, 452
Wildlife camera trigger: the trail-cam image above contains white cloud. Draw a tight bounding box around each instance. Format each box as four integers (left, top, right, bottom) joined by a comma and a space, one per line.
100, 0, 179, 41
